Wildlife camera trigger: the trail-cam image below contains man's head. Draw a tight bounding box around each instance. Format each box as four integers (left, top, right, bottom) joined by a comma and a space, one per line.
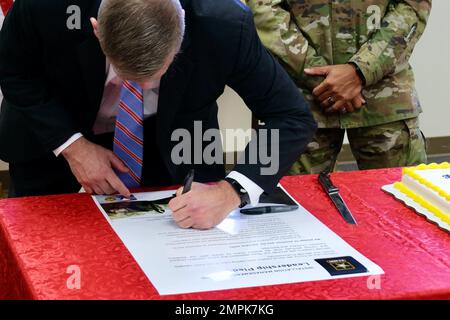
91, 0, 185, 89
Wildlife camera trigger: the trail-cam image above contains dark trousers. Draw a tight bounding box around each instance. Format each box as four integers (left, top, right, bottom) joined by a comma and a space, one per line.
9, 116, 173, 198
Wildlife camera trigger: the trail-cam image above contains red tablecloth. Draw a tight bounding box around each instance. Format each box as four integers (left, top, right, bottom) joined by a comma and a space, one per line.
0, 168, 449, 300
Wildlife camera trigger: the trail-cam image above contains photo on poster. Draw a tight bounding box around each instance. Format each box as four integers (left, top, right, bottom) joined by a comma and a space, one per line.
100, 194, 173, 220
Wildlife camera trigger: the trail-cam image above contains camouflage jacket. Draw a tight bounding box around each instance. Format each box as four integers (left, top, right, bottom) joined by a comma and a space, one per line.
245, 0, 432, 128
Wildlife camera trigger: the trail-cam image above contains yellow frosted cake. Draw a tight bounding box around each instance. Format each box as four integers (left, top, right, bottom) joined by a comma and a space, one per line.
394, 163, 450, 226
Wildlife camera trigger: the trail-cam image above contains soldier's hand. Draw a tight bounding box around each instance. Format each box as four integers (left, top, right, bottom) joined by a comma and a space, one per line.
305, 64, 365, 109
351, 93, 366, 110
324, 93, 366, 114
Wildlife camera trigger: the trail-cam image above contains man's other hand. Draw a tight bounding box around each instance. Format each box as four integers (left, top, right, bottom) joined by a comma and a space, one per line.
62, 137, 131, 197
168, 181, 241, 230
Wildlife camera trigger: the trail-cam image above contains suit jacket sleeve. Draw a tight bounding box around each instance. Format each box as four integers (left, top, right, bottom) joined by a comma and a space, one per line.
227, 8, 317, 193
0, 0, 81, 155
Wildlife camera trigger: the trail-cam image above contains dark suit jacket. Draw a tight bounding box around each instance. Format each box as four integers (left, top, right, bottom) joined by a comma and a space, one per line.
0, 0, 316, 193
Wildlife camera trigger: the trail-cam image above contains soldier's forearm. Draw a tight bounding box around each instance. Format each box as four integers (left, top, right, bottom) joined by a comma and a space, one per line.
349, 0, 431, 87
246, 0, 329, 83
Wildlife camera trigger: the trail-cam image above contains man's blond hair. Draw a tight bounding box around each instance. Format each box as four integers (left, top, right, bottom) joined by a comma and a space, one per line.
97, 0, 185, 80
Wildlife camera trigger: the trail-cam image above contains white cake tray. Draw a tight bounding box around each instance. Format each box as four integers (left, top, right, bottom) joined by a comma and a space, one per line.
382, 184, 450, 233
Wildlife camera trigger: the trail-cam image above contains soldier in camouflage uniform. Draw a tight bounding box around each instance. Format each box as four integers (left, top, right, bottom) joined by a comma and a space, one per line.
245, 0, 431, 174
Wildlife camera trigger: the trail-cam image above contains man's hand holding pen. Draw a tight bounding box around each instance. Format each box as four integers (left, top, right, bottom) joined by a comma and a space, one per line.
168, 181, 241, 230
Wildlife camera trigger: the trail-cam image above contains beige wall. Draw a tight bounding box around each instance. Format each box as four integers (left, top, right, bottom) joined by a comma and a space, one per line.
217, 87, 252, 131
217, 87, 252, 152
409, 0, 450, 138
0, 161, 7, 171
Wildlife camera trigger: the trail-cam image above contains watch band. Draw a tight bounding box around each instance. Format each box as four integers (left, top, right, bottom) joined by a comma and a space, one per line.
224, 178, 250, 208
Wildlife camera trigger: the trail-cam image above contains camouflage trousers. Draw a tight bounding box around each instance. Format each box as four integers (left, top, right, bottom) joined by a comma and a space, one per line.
290, 118, 427, 175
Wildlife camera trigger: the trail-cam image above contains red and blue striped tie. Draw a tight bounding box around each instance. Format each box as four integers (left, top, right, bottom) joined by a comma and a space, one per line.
114, 81, 144, 188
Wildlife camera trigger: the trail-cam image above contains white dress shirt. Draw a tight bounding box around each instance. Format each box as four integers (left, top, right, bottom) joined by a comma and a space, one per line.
54, 63, 263, 205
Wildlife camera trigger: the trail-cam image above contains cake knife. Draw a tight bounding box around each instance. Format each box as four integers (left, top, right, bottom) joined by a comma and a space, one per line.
319, 172, 357, 225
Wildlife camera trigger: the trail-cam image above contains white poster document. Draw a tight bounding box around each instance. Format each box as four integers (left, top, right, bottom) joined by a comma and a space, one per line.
93, 187, 383, 295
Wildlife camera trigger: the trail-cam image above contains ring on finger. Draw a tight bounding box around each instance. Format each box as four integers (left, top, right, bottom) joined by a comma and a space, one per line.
326, 96, 334, 105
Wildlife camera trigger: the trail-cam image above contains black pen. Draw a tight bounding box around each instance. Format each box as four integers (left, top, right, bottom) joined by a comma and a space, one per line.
182, 169, 195, 194
240, 205, 299, 215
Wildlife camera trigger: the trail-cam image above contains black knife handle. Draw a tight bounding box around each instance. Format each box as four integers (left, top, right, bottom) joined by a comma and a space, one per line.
319, 172, 339, 194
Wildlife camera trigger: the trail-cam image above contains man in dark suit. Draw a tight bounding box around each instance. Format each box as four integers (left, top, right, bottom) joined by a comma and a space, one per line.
0, 0, 316, 229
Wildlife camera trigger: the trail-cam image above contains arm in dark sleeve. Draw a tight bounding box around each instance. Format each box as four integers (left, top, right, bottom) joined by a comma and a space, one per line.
227, 8, 317, 193
0, 0, 81, 154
